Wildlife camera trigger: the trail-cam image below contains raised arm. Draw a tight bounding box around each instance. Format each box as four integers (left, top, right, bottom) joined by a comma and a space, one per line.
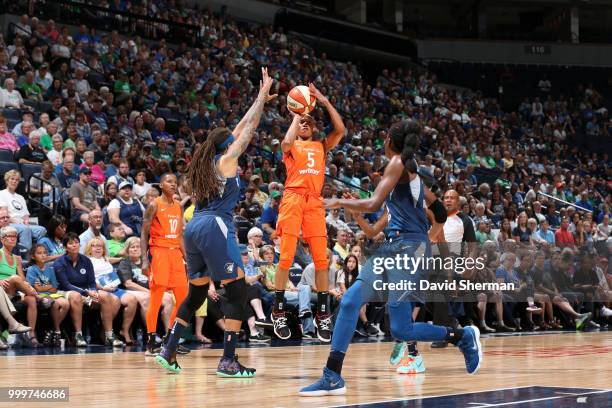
309, 84, 345, 151
281, 114, 301, 153
217, 67, 276, 177
324, 156, 404, 213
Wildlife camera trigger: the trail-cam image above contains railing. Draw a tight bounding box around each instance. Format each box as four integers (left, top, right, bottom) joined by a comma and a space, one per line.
26, 175, 58, 215
7, 0, 202, 46
538, 191, 593, 213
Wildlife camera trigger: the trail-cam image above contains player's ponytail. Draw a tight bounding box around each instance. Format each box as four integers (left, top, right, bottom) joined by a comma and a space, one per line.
187, 127, 231, 204
389, 120, 421, 168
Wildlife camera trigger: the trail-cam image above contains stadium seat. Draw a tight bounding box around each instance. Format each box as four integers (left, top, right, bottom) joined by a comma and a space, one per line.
1, 108, 21, 120
23, 99, 39, 111
0, 149, 14, 161
19, 162, 42, 184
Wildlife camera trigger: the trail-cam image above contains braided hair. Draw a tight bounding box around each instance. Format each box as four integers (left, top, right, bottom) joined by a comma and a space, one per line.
388, 120, 421, 169
187, 127, 232, 204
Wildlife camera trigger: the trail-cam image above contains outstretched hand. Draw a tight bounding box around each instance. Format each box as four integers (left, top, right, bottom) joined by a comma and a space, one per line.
309, 83, 327, 103
324, 198, 342, 209
259, 67, 277, 103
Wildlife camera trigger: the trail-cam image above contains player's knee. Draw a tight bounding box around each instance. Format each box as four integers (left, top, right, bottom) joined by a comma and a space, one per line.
339, 286, 362, 313
278, 255, 293, 271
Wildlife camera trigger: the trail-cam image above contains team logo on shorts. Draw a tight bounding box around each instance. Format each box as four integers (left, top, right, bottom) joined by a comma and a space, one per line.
80, 268, 87, 275
224, 263, 234, 274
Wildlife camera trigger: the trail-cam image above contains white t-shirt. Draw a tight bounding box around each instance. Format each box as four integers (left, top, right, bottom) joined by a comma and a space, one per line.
89, 256, 114, 279
443, 214, 464, 255
1, 89, 23, 109
47, 149, 62, 166
132, 182, 151, 199
0, 189, 29, 223
108, 197, 145, 212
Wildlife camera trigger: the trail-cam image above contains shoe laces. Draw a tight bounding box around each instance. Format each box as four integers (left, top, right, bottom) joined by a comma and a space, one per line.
273, 315, 288, 328
317, 314, 332, 331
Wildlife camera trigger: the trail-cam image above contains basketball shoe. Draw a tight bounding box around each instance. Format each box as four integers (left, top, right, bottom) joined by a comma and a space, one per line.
299, 367, 346, 396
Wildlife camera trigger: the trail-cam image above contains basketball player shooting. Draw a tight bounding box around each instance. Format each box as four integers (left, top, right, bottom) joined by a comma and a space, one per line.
272, 84, 345, 342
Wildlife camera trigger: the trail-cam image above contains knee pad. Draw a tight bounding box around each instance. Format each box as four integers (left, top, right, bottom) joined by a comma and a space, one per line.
307, 236, 328, 271
177, 283, 209, 322
223, 278, 248, 321
278, 233, 298, 270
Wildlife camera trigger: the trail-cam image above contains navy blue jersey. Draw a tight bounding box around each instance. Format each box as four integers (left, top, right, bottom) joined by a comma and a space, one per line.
195, 156, 241, 219
384, 175, 428, 239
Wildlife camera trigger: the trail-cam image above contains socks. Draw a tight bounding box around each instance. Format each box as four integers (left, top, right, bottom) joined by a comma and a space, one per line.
407, 341, 418, 356
105, 331, 113, 339
326, 350, 345, 375
445, 327, 464, 345
165, 321, 187, 352
75, 331, 83, 336
223, 331, 239, 359
317, 291, 329, 314
274, 290, 285, 312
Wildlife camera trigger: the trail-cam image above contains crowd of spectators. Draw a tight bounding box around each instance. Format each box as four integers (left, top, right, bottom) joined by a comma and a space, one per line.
0, 3, 610, 349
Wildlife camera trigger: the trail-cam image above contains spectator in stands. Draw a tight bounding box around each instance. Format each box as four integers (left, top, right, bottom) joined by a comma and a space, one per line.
117, 237, 174, 334
107, 181, 144, 237
0, 284, 30, 349
326, 208, 350, 232
132, 169, 151, 200
69, 167, 99, 223
46, 134, 64, 165
260, 190, 280, 242
512, 211, 534, 246
249, 175, 268, 206
107, 160, 134, 187
28, 160, 60, 206
52, 233, 101, 346
107, 223, 127, 259
596, 214, 610, 241
555, 217, 576, 249
332, 229, 350, 263
475, 220, 495, 244
0, 120, 19, 152
1, 78, 25, 109
84, 236, 135, 345
26, 244, 70, 346
79, 209, 109, 254
247, 227, 264, 263
0, 225, 39, 346
80, 150, 104, 186
239, 187, 263, 220
0, 170, 47, 251
17, 130, 46, 163
536, 219, 555, 246
37, 214, 66, 263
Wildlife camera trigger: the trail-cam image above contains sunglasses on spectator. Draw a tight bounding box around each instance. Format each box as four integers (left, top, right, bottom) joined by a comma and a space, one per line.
1, 234, 17, 239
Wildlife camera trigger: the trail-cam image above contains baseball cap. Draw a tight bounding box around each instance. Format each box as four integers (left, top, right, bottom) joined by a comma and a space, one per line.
271, 139, 280, 146
119, 181, 133, 190
80, 167, 92, 175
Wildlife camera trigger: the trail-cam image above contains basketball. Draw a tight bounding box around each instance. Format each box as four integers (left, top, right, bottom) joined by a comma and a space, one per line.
287, 85, 316, 114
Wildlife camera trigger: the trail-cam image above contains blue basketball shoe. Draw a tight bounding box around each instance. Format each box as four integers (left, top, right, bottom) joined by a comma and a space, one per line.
299, 367, 346, 396
456, 325, 482, 375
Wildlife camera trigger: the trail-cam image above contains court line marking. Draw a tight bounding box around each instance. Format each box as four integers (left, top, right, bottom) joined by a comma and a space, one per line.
319, 385, 548, 408
469, 390, 611, 407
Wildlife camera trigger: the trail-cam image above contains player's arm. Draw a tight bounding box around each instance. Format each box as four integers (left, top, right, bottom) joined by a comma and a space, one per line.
281, 113, 300, 153
324, 155, 404, 213
352, 208, 388, 239
140, 200, 157, 275
218, 67, 276, 177
309, 84, 345, 152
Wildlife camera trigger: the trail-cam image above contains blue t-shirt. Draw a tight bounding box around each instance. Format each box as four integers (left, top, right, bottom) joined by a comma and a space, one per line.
26, 264, 59, 289
495, 266, 520, 286
260, 206, 278, 229
38, 237, 65, 258
53, 254, 96, 295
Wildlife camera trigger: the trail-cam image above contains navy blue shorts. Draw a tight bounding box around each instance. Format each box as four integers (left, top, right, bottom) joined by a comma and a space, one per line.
184, 214, 243, 281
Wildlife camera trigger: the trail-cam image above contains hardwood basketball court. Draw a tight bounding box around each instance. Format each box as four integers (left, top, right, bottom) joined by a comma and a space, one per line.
1, 331, 611, 407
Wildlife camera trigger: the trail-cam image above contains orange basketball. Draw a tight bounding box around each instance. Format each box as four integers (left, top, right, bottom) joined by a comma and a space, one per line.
287, 85, 316, 114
